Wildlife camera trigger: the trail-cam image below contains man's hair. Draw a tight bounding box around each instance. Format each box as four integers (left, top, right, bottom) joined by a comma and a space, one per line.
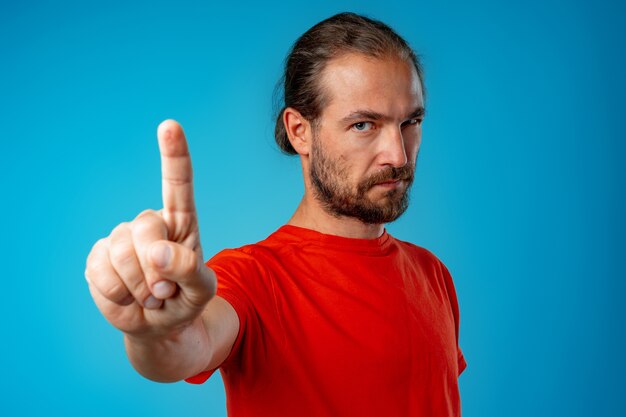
274, 12, 425, 155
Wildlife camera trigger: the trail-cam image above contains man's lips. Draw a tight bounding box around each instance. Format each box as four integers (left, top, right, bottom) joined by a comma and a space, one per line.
374, 179, 404, 187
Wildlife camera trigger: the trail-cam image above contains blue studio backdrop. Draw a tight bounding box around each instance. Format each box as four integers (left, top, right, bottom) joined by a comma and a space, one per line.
1, 1, 624, 416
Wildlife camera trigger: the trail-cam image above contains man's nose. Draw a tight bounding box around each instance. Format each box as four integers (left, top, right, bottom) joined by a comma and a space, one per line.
379, 127, 408, 168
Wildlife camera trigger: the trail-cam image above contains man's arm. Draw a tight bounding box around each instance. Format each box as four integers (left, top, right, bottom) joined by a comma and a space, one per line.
85, 120, 238, 382
124, 296, 239, 382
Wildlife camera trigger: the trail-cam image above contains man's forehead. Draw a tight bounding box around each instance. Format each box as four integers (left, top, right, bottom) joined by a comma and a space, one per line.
319, 52, 423, 118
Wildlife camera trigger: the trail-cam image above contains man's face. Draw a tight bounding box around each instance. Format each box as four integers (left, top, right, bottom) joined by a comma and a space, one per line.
308, 53, 424, 225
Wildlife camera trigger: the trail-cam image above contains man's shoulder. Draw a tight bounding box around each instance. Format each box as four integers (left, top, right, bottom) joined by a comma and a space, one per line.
389, 234, 445, 266
388, 236, 458, 290
206, 227, 289, 269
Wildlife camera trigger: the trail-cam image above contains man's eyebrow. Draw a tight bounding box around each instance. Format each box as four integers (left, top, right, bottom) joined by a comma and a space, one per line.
340, 110, 387, 124
340, 106, 426, 124
407, 106, 426, 119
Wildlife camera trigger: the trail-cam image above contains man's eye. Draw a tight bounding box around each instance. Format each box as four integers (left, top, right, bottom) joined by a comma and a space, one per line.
403, 118, 422, 127
352, 121, 374, 131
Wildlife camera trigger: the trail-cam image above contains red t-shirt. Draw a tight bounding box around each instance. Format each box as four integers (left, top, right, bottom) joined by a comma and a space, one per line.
187, 225, 466, 416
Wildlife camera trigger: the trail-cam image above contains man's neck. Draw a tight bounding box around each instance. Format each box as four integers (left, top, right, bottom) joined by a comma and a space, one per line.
287, 194, 385, 240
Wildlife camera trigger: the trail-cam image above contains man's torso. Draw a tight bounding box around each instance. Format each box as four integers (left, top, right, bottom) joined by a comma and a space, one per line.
188, 225, 465, 417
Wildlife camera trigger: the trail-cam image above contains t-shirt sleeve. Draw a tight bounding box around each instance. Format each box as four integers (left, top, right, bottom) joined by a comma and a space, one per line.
185, 248, 261, 384
458, 348, 467, 376
438, 260, 467, 377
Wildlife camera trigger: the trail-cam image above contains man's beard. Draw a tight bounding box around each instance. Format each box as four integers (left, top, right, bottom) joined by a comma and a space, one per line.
309, 135, 416, 225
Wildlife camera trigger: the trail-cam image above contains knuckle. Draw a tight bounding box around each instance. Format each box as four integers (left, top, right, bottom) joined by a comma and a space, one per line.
84, 262, 98, 280
180, 249, 200, 278
86, 244, 109, 277
94, 237, 108, 248
132, 213, 164, 236
87, 238, 107, 264
110, 222, 130, 236
84, 268, 96, 286
127, 281, 150, 302
109, 242, 136, 267
98, 276, 129, 303
136, 209, 158, 220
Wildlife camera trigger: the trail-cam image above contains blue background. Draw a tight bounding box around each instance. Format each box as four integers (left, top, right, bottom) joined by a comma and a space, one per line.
1, 0, 624, 415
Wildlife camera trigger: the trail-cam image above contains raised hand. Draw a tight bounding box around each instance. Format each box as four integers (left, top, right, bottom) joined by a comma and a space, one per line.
85, 120, 216, 338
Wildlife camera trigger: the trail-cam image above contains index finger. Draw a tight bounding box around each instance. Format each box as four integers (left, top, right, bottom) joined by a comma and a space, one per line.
157, 119, 197, 223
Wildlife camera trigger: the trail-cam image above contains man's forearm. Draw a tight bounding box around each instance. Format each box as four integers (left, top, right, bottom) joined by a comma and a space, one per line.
124, 317, 211, 382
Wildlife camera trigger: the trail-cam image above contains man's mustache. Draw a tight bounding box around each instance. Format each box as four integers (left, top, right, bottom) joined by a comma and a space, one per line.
358, 164, 415, 192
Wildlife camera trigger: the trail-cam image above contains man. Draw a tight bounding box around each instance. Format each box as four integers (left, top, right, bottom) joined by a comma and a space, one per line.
85, 12, 466, 417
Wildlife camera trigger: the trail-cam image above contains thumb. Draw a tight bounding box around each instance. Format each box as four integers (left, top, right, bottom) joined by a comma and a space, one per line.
149, 240, 216, 307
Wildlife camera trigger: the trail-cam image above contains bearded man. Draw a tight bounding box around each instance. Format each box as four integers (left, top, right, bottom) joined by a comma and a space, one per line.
85, 12, 467, 417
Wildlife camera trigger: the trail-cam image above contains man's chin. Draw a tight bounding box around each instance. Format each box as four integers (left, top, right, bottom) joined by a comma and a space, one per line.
366, 187, 408, 205
349, 199, 410, 225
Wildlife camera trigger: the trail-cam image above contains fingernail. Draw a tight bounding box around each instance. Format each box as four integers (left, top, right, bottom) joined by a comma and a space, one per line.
151, 244, 171, 269
153, 280, 176, 299
143, 295, 162, 309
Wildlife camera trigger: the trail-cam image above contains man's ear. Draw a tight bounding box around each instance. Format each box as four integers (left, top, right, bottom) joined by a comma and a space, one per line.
283, 107, 312, 156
